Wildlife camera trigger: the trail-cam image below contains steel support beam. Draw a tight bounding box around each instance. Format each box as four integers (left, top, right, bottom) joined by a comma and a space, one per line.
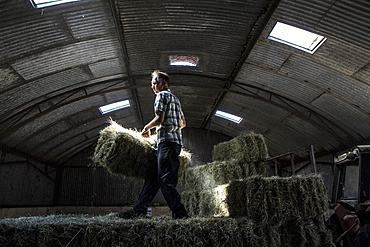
200, 0, 282, 129
0, 145, 54, 167
0, 75, 355, 146
108, 0, 144, 126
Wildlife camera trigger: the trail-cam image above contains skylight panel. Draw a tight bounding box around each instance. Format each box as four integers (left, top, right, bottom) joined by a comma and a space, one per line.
215, 110, 243, 124
268, 22, 326, 54
29, 0, 79, 8
169, 55, 199, 67
99, 100, 130, 114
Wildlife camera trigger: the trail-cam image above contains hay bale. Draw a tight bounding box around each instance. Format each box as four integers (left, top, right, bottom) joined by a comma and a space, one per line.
182, 175, 328, 222
185, 160, 268, 191
212, 133, 268, 163
230, 175, 329, 221
0, 214, 244, 247
241, 161, 268, 178
244, 216, 333, 247
182, 184, 235, 217
278, 216, 333, 247
92, 120, 191, 180
184, 160, 242, 191
0, 214, 332, 247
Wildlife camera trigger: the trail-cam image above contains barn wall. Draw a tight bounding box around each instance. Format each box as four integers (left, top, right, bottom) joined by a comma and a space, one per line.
58, 166, 150, 206
0, 152, 55, 206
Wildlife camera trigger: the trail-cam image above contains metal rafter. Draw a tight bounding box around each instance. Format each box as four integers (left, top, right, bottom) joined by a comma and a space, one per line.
200, 0, 282, 129
0, 145, 54, 166
108, 0, 144, 126
0, 73, 358, 146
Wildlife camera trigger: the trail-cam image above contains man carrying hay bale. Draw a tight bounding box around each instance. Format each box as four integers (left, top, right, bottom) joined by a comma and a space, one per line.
118, 70, 188, 220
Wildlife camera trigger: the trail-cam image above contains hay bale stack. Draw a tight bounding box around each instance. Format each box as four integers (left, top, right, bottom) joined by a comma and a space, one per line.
183, 175, 328, 222
92, 120, 191, 180
0, 214, 332, 247
212, 133, 268, 163
229, 175, 328, 221
185, 159, 268, 191
178, 132, 331, 246
184, 133, 268, 192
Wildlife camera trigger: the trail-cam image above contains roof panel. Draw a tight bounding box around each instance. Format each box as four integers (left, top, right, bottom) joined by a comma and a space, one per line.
0, 68, 91, 117
316, 0, 370, 50
0, 18, 70, 60
89, 58, 126, 78
236, 63, 323, 103
0, 65, 23, 92
278, 55, 370, 112
1, 95, 106, 147
246, 42, 291, 71
64, 6, 115, 39
311, 93, 370, 138
11, 38, 121, 80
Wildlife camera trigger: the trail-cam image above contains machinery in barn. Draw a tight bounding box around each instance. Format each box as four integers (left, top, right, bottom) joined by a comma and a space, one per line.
328, 145, 370, 247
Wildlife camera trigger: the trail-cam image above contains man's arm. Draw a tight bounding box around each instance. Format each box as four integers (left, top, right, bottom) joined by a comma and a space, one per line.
141, 111, 165, 138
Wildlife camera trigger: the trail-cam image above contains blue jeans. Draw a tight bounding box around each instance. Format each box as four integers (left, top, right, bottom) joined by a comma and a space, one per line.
133, 141, 187, 218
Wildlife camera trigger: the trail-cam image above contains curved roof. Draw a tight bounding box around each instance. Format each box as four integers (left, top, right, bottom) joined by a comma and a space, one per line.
1, 0, 370, 165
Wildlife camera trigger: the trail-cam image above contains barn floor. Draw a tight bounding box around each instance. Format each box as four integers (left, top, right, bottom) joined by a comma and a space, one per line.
0, 213, 332, 247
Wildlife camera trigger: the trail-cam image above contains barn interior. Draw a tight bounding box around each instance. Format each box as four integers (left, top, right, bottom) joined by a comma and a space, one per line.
1, 0, 370, 246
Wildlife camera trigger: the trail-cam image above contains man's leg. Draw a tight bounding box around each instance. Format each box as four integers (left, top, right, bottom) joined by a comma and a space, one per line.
132, 180, 160, 213
118, 158, 160, 218
157, 141, 188, 219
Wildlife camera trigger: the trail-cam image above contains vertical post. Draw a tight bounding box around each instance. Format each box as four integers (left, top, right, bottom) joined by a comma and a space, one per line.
274, 160, 279, 176
332, 163, 341, 203
309, 145, 318, 174
290, 154, 296, 175
53, 166, 63, 206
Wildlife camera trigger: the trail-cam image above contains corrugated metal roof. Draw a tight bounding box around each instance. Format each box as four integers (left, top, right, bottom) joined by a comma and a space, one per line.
1, 0, 370, 165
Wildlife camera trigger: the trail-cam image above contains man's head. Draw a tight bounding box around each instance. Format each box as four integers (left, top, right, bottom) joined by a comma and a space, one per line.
151, 70, 170, 93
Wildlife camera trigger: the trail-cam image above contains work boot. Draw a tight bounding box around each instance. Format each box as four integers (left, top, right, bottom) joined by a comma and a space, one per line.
117, 209, 147, 219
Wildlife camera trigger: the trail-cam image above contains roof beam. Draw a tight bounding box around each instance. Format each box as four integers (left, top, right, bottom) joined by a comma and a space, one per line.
0, 145, 55, 167
0, 73, 357, 145
200, 0, 281, 129
108, 0, 144, 126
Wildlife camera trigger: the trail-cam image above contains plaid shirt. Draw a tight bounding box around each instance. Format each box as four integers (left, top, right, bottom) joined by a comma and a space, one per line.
154, 89, 185, 146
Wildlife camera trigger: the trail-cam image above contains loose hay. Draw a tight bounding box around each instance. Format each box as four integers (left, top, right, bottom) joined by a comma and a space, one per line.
212, 133, 268, 163
182, 175, 328, 222
185, 160, 268, 191
92, 120, 191, 180
0, 214, 332, 247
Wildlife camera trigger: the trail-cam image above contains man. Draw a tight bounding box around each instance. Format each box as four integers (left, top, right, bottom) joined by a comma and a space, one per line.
118, 70, 188, 219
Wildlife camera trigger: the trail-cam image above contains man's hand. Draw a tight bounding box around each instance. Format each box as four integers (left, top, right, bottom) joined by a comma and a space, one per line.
141, 126, 150, 138
141, 111, 164, 138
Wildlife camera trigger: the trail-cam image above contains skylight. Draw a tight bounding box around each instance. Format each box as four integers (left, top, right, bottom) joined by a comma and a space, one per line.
29, 0, 79, 8
215, 110, 243, 124
268, 22, 326, 54
169, 55, 199, 67
99, 100, 130, 114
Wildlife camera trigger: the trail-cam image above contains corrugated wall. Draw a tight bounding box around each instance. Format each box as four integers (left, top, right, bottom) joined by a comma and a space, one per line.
57, 144, 162, 206
0, 152, 55, 206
